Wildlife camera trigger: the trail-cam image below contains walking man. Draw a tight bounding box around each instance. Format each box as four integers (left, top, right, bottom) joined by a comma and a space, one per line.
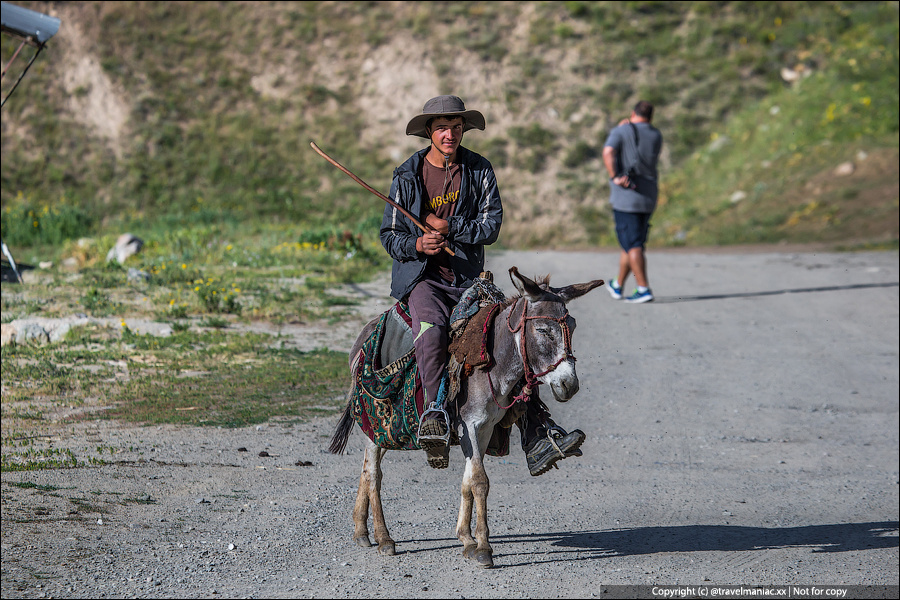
602, 100, 663, 303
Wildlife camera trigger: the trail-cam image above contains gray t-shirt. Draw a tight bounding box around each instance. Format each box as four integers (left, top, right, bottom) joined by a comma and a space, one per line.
604, 121, 663, 214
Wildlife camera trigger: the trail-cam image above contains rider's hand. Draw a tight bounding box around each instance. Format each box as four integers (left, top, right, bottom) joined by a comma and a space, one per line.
416, 232, 447, 255
424, 213, 449, 237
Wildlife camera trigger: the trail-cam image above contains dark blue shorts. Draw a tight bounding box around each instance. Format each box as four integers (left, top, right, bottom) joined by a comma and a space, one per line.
614, 210, 652, 251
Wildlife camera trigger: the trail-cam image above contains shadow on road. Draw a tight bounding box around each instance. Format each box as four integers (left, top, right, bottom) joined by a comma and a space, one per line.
489, 521, 899, 565
656, 282, 898, 303
396, 522, 898, 564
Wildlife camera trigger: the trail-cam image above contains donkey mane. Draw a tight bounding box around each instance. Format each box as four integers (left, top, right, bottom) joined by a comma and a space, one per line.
516, 273, 567, 302
509, 273, 554, 299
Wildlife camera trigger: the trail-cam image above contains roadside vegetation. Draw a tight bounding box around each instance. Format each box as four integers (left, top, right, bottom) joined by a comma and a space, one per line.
1, 229, 386, 470
1, 1, 897, 470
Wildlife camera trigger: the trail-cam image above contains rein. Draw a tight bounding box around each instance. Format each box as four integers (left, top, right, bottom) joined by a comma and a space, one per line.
488, 296, 574, 409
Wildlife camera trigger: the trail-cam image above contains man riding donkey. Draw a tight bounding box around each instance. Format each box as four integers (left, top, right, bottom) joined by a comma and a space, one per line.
379, 94, 584, 476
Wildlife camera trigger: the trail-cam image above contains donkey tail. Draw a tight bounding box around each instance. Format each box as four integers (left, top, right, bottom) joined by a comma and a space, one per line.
328, 400, 355, 455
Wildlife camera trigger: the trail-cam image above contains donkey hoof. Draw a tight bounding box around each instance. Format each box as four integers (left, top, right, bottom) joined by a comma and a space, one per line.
463, 545, 493, 567
353, 535, 372, 548
475, 550, 494, 568
462, 544, 478, 560
377, 541, 396, 556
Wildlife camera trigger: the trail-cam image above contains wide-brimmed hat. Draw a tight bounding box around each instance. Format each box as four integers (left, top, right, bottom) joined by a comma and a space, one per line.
405, 95, 486, 138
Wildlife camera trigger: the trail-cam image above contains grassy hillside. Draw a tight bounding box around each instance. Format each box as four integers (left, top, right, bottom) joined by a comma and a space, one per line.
2, 0, 898, 258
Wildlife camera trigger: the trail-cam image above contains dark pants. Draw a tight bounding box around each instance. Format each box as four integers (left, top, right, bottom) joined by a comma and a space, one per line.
410, 277, 558, 449
516, 393, 557, 451
408, 278, 464, 407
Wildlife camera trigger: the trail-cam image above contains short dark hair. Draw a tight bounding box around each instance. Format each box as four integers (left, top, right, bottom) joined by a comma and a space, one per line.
426, 115, 466, 132
633, 100, 654, 121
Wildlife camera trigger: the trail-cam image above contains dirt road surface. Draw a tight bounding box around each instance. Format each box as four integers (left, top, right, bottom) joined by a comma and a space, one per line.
2, 248, 898, 599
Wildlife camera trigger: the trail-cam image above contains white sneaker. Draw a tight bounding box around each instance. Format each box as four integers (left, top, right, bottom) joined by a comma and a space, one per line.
607, 279, 623, 300
624, 288, 654, 303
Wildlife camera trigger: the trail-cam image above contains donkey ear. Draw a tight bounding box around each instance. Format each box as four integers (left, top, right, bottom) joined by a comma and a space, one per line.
552, 279, 605, 303
509, 266, 545, 300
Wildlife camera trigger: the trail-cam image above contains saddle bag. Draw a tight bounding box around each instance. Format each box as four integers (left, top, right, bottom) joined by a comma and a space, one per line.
348, 275, 513, 455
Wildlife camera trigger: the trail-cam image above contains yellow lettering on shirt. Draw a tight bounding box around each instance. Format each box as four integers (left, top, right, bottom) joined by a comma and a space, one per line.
429, 189, 459, 211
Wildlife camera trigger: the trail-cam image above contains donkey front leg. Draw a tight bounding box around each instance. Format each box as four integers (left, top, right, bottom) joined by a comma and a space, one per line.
456, 424, 495, 568
353, 442, 395, 555
457, 457, 493, 567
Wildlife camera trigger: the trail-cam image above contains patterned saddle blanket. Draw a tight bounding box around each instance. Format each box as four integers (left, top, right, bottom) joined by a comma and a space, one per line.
349, 276, 513, 454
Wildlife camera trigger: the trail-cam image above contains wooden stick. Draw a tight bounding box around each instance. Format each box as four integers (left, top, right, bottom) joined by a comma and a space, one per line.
309, 141, 454, 256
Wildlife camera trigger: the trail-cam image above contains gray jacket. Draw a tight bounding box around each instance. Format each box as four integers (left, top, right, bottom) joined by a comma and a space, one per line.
380, 146, 503, 301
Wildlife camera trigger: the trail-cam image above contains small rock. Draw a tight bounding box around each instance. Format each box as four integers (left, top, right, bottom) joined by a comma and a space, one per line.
730, 190, 747, 203
833, 161, 855, 176
106, 233, 144, 264
127, 268, 150, 283
708, 135, 729, 152
780, 68, 800, 83
16, 322, 49, 345
1, 324, 16, 347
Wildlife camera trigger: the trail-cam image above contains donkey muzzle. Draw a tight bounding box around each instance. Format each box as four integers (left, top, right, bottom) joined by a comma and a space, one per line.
545, 361, 579, 402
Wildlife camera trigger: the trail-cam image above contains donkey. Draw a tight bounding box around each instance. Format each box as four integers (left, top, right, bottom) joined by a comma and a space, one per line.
328, 267, 603, 568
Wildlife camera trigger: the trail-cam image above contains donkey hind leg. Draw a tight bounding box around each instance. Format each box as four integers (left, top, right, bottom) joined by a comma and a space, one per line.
455, 423, 495, 568
352, 440, 395, 555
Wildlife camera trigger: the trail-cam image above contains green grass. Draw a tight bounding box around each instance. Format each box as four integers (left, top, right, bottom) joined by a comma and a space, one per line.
114, 345, 347, 428
655, 4, 900, 247
7, 481, 66, 492
1, 323, 350, 459
1, 447, 78, 472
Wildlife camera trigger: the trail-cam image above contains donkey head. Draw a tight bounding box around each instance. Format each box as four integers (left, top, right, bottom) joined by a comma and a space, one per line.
508, 267, 604, 402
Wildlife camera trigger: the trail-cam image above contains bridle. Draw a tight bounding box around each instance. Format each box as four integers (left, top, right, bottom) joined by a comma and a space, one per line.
489, 296, 574, 409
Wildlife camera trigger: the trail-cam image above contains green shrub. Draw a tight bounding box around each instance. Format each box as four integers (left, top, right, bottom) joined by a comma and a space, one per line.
1, 195, 94, 246
563, 141, 599, 169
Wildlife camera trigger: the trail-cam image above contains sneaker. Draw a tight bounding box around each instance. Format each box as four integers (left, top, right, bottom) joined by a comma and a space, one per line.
525, 429, 586, 477
624, 288, 654, 303
418, 410, 450, 469
607, 279, 623, 300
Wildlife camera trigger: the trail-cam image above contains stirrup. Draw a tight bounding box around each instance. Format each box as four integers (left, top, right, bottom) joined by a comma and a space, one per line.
418, 407, 451, 446
547, 426, 583, 458
548, 425, 567, 440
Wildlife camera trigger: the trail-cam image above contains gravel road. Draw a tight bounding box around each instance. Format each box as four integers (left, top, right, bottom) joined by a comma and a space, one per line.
1, 248, 898, 599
